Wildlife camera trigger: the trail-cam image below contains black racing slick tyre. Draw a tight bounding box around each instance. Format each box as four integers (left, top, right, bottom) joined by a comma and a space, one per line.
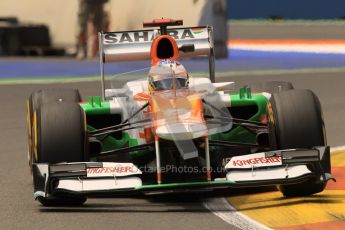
27, 88, 81, 171
33, 101, 88, 206
28, 88, 82, 129
268, 89, 330, 197
249, 81, 294, 94
34, 101, 87, 163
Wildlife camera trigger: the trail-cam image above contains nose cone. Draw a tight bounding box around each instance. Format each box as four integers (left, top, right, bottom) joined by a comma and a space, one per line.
155, 122, 207, 140
150, 90, 206, 140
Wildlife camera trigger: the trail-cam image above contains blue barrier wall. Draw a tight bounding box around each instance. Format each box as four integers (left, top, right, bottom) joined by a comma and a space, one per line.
228, 0, 345, 19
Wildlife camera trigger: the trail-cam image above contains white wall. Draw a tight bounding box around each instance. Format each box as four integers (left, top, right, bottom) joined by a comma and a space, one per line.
108, 0, 206, 31
0, 0, 208, 47
0, 0, 79, 46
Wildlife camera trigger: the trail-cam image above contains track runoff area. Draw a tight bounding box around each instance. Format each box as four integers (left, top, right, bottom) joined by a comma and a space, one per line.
2, 39, 345, 230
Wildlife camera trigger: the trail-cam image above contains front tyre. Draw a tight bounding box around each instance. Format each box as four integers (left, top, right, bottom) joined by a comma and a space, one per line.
27, 88, 81, 172
33, 101, 88, 206
268, 89, 330, 197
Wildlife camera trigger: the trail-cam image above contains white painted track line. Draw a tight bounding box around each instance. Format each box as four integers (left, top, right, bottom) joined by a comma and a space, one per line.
330, 145, 345, 154
203, 197, 272, 230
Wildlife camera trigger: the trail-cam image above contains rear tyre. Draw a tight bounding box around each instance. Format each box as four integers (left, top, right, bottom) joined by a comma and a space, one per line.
33, 101, 88, 206
268, 89, 330, 197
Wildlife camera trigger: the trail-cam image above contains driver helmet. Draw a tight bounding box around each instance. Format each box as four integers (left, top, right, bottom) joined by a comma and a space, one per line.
148, 59, 189, 91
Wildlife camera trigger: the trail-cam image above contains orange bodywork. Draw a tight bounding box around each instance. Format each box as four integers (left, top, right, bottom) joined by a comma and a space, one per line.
149, 90, 205, 136
133, 89, 206, 140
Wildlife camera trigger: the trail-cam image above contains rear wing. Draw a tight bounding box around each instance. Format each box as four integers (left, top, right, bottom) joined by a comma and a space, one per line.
98, 26, 215, 99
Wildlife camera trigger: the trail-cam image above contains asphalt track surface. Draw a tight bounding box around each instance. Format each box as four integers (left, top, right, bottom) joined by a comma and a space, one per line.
1, 70, 345, 230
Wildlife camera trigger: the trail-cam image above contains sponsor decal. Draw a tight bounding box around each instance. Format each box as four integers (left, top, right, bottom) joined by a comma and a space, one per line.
104, 31, 155, 44
167, 29, 194, 40
86, 163, 141, 177
104, 28, 206, 44
232, 156, 281, 167
226, 152, 282, 169
87, 166, 134, 174
192, 28, 206, 35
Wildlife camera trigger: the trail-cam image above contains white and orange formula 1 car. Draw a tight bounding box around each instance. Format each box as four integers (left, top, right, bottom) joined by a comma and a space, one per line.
27, 19, 334, 206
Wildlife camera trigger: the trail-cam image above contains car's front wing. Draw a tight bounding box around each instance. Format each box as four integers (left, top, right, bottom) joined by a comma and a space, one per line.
32, 147, 333, 199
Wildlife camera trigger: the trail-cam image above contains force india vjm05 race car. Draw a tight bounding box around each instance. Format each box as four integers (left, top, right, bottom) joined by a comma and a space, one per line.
27, 19, 334, 206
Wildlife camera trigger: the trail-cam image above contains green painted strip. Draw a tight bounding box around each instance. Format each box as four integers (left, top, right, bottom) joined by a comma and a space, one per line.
80, 100, 110, 115
212, 93, 267, 144
86, 124, 130, 153
0, 76, 100, 85
101, 132, 130, 152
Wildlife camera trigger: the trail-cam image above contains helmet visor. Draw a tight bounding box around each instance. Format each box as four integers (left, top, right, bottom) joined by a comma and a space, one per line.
152, 76, 188, 90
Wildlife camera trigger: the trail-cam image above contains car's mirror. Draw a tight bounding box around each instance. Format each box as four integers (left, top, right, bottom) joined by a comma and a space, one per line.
179, 44, 195, 53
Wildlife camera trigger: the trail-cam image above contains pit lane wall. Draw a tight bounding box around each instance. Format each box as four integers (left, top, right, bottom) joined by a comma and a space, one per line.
0, 0, 227, 56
